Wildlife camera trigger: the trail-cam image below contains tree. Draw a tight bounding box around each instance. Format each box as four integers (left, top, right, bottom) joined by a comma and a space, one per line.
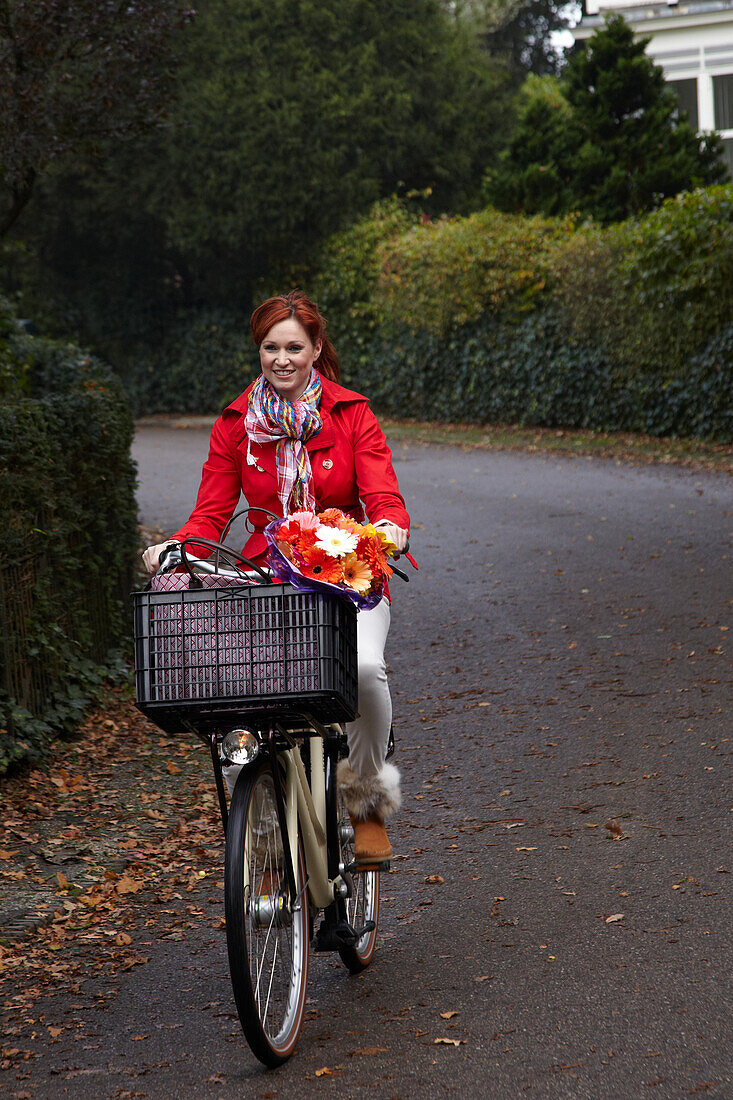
0, 0, 194, 235
485, 14, 728, 222
480, 0, 572, 77
138, 0, 510, 305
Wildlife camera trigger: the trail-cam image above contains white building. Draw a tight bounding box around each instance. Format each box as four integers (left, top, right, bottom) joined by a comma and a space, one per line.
573, 1, 733, 176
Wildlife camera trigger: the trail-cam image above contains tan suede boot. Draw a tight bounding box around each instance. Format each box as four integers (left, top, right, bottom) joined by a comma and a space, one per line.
337, 761, 401, 869
352, 813, 393, 867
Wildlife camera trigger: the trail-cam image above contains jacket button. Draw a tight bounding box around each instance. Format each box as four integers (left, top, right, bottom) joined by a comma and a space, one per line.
322, 458, 333, 469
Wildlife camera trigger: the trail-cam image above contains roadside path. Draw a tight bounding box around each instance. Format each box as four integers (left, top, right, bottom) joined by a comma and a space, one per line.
1, 428, 730, 1099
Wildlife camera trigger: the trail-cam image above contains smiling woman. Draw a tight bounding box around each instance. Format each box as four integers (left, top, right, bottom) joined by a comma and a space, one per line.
258, 318, 320, 400
141, 290, 411, 867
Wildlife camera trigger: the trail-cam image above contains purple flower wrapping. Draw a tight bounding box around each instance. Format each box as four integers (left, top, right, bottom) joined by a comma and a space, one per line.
264, 518, 384, 611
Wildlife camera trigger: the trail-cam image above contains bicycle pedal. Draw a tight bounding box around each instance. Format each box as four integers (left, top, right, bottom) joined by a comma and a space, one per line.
311, 917, 362, 952
345, 860, 390, 874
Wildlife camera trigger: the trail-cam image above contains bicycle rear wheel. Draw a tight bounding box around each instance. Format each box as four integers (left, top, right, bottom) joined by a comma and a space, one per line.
337, 792, 380, 972
225, 758, 308, 1066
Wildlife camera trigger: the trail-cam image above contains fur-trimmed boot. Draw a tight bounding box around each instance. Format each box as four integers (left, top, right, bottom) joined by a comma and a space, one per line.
337, 761, 401, 866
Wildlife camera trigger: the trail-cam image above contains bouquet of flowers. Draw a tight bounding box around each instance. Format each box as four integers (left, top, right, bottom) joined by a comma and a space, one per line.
264, 508, 396, 610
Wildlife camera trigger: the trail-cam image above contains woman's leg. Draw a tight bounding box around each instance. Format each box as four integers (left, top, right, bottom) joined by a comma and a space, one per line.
338, 598, 401, 862
345, 598, 392, 776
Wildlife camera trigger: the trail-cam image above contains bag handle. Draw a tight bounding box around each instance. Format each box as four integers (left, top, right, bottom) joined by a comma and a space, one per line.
221, 505, 281, 542
179, 536, 272, 585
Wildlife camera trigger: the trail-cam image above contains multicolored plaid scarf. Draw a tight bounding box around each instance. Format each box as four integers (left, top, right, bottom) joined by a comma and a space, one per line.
244, 372, 323, 515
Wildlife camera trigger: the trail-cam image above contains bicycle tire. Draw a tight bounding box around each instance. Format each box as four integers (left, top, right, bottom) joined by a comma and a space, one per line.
336, 790, 380, 973
225, 758, 309, 1066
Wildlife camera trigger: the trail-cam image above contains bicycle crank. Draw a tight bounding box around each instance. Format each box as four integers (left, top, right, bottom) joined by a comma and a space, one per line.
311, 916, 376, 952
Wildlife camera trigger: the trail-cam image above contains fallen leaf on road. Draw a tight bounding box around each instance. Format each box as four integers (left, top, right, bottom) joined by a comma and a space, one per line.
474, 975, 493, 982
116, 876, 143, 895
315, 1067, 333, 1077
515, 846, 538, 852
56, 872, 68, 889
424, 875, 445, 884
440, 1011, 459, 1019
120, 955, 150, 971
605, 820, 629, 840
434, 1037, 465, 1046
206, 1074, 226, 1083
605, 913, 624, 923
47, 1026, 62, 1038
0, 849, 19, 859
131, 1034, 149, 1040
166, 761, 182, 774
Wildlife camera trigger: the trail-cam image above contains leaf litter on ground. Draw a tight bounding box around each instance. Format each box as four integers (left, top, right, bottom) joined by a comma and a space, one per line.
0, 687, 222, 1070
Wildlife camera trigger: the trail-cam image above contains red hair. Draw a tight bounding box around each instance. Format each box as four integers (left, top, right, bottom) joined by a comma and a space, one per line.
250, 291, 340, 382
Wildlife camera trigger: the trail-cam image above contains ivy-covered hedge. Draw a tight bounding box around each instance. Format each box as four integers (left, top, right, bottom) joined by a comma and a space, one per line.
317, 186, 733, 441
342, 308, 733, 440
0, 301, 138, 773
122, 309, 260, 416
114, 186, 733, 440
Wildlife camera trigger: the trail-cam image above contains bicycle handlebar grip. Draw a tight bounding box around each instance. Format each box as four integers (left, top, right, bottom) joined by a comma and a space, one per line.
158, 543, 182, 573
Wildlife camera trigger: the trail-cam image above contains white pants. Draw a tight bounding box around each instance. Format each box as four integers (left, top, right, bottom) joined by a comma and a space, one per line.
345, 597, 392, 778
223, 598, 392, 794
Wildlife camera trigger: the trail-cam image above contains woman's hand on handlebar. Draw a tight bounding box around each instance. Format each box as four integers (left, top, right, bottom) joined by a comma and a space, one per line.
373, 520, 409, 555
142, 540, 178, 576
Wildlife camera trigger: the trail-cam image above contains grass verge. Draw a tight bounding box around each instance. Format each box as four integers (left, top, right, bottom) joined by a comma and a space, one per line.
380, 419, 733, 473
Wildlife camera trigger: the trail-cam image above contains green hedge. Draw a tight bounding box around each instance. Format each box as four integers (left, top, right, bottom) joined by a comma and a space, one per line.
114, 187, 733, 440
551, 185, 733, 379
314, 187, 733, 441
344, 309, 733, 440
122, 309, 260, 416
373, 206, 573, 335
0, 303, 138, 773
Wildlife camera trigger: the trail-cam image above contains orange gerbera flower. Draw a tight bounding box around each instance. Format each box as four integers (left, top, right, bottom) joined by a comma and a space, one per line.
317, 507, 352, 530
342, 553, 373, 595
277, 519, 303, 545
294, 528, 317, 553
300, 546, 344, 584
356, 533, 383, 569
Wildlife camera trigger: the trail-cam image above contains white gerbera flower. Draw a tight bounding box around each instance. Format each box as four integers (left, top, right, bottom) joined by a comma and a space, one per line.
314, 525, 358, 557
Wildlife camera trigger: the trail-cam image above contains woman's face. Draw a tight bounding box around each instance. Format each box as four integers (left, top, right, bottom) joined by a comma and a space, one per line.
259, 318, 321, 401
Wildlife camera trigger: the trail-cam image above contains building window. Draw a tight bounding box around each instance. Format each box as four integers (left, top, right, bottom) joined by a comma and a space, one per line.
713, 73, 733, 131
669, 78, 699, 130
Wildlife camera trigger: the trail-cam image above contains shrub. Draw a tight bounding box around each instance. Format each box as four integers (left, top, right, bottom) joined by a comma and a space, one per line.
373, 207, 573, 335
309, 197, 419, 339
347, 307, 732, 441
0, 303, 138, 772
551, 185, 733, 379
120, 309, 260, 416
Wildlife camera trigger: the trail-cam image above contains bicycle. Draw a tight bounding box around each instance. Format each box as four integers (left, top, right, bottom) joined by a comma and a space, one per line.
133, 527, 409, 1066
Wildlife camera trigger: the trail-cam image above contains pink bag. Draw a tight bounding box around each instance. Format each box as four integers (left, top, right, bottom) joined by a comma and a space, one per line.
146, 570, 319, 703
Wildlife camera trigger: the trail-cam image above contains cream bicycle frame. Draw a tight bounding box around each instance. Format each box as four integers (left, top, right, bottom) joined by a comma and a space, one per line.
282, 731, 344, 910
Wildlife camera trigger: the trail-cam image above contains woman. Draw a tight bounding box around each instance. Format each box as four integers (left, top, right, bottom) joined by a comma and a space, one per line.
142, 291, 410, 865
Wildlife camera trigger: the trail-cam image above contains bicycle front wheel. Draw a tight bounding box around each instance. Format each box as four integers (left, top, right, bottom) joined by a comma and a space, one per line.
225, 759, 309, 1067
337, 791, 380, 972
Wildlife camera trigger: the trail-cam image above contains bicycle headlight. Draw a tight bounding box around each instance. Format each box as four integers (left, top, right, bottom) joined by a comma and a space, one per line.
221, 728, 260, 766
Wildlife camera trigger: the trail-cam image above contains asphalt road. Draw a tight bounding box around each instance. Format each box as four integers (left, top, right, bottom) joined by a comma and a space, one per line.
27, 428, 733, 1097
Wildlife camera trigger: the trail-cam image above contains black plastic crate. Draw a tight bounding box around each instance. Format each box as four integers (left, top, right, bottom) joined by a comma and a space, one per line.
133, 581, 358, 733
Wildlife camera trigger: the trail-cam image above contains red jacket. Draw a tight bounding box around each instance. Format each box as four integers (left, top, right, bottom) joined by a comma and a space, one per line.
172, 376, 410, 565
